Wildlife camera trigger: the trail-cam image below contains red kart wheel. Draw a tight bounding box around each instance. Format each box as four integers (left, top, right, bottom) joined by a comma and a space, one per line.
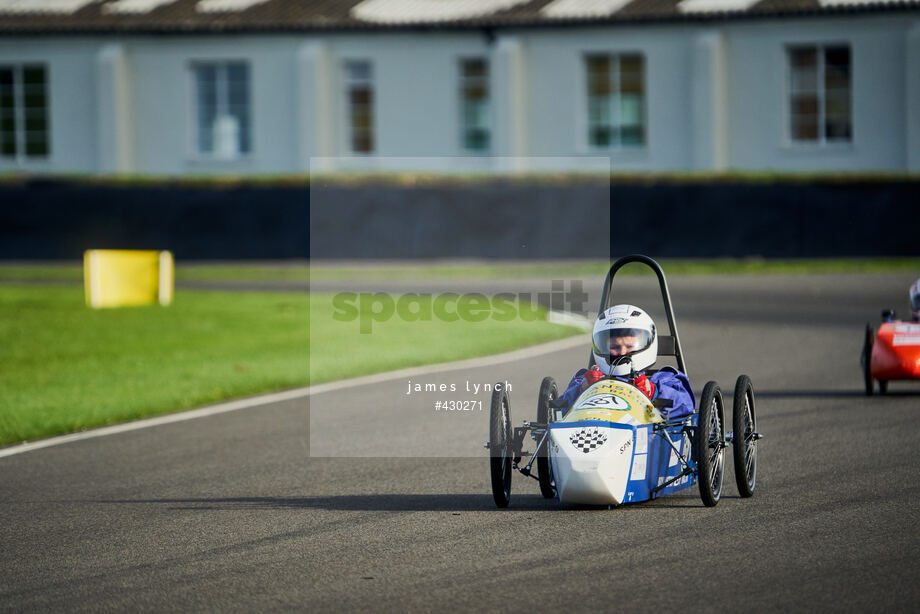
862, 324, 874, 397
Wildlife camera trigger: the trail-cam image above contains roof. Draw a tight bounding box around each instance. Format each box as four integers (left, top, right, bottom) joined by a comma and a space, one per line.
0, 0, 917, 33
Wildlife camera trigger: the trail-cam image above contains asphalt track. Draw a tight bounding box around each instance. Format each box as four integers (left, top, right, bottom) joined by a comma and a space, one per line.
2, 272, 919, 612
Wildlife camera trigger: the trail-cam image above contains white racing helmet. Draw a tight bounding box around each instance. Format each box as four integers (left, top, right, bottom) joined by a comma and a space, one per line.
592, 305, 657, 376
911, 279, 920, 321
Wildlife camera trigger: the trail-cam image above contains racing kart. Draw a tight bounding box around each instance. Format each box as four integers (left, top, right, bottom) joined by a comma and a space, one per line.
485, 255, 762, 508
862, 309, 920, 395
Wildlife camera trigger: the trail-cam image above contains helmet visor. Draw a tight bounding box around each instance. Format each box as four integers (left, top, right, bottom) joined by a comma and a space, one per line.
593, 328, 653, 359
912, 293, 920, 311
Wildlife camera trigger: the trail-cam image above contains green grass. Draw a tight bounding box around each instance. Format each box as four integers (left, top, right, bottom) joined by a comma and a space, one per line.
0, 286, 579, 445
2, 258, 919, 284
307, 291, 581, 385
0, 264, 86, 281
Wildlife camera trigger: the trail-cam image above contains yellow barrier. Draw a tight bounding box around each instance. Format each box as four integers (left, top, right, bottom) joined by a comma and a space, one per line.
83, 250, 174, 308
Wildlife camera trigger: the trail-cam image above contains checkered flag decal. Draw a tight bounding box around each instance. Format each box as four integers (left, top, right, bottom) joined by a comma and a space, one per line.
569, 428, 608, 454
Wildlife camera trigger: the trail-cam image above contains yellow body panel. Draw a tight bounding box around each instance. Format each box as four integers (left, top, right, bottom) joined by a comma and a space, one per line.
562, 379, 663, 425
84, 249, 173, 308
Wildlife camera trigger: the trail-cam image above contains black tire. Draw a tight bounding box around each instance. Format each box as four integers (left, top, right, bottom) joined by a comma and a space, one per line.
489, 385, 512, 508
732, 375, 757, 498
536, 377, 557, 499
879, 380, 889, 395
696, 381, 725, 507
862, 324, 874, 396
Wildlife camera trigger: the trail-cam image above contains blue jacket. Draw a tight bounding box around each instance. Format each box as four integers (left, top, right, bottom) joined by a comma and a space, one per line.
557, 367, 695, 420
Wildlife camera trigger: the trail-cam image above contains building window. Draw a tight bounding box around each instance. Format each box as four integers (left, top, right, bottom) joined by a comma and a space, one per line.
585, 54, 645, 148
0, 64, 50, 159
460, 58, 489, 152
788, 45, 851, 143
192, 61, 250, 158
345, 61, 374, 154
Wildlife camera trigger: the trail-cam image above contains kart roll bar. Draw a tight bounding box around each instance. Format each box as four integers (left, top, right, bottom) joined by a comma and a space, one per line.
597, 254, 688, 377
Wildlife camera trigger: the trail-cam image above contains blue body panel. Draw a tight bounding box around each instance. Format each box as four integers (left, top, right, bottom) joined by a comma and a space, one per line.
549, 416, 698, 504
624, 420, 697, 503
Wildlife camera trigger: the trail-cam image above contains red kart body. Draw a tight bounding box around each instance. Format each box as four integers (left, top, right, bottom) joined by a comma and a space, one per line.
871, 322, 920, 381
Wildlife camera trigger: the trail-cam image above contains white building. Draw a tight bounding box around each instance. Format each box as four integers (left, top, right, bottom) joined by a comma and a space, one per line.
1, 0, 919, 175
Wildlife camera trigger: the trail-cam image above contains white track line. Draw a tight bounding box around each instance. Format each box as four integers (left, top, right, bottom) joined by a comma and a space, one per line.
0, 333, 587, 459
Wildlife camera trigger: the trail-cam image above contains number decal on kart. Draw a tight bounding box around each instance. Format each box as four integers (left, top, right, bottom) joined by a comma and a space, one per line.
576, 394, 630, 411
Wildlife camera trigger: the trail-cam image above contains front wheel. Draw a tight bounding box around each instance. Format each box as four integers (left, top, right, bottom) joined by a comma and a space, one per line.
697, 381, 725, 507
862, 324, 874, 396
536, 377, 557, 499
489, 385, 512, 508
732, 375, 757, 498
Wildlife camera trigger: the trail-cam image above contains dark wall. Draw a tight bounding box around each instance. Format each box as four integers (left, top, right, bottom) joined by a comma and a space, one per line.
308, 182, 610, 260
0, 182, 309, 260
1, 179, 917, 260
607, 182, 919, 258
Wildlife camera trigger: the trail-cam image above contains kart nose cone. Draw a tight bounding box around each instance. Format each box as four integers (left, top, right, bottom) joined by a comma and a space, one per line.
549, 425, 633, 506
872, 324, 920, 379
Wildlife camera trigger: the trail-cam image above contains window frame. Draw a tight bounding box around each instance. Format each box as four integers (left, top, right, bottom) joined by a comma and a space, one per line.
188, 59, 252, 161
343, 59, 375, 156
786, 43, 853, 146
0, 63, 51, 163
582, 52, 647, 151
458, 56, 490, 154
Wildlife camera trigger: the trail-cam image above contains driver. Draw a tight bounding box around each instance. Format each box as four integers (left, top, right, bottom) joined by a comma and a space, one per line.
911, 279, 920, 322
555, 304, 694, 420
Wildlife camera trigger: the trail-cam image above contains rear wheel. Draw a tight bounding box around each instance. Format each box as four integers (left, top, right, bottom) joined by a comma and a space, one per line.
862, 324, 874, 396
732, 375, 757, 498
697, 381, 725, 507
536, 377, 557, 499
489, 385, 512, 508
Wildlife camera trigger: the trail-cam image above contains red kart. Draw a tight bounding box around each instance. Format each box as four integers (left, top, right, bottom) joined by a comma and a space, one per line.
862, 310, 920, 395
